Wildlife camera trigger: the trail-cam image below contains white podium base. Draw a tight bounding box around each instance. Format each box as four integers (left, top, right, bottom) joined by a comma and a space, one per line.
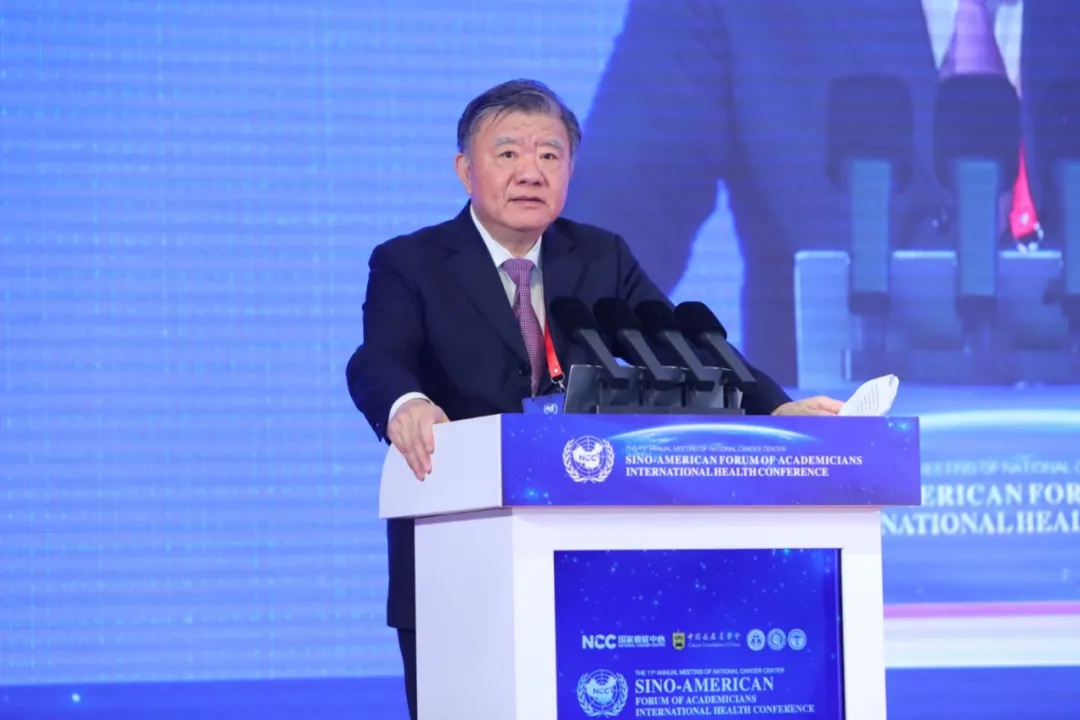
414, 507, 887, 720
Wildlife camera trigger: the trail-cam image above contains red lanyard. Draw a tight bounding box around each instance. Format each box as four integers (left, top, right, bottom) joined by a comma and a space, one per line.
544, 322, 564, 389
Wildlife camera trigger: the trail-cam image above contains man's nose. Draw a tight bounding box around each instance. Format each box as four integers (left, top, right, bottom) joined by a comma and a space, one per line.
514, 156, 543, 183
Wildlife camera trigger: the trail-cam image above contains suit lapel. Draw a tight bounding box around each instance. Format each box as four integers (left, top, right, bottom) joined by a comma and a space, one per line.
440, 205, 589, 393
537, 222, 586, 395
442, 205, 529, 363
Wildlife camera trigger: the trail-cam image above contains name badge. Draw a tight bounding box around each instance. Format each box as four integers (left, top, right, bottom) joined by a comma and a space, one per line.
522, 394, 565, 415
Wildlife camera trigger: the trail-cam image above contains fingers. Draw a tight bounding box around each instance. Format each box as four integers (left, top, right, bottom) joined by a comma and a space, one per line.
389, 416, 430, 481
389, 404, 449, 480
418, 413, 436, 457
401, 438, 431, 481
417, 405, 450, 451
811, 396, 845, 414
772, 398, 843, 417
417, 407, 450, 463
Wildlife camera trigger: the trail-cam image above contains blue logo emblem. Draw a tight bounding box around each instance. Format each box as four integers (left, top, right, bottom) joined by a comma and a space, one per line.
577, 669, 628, 717
563, 436, 615, 483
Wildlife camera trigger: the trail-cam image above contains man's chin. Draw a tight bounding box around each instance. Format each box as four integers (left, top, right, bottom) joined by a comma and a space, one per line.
503, 210, 555, 231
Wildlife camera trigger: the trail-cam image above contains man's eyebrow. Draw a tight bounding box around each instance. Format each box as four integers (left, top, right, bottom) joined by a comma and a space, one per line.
491, 136, 565, 150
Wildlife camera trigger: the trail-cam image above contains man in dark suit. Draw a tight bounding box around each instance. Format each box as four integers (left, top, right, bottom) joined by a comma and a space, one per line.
564, 0, 1080, 387
345, 78, 842, 719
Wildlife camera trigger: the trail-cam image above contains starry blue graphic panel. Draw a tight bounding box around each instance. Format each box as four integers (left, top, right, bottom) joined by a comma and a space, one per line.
553, 549, 843, 719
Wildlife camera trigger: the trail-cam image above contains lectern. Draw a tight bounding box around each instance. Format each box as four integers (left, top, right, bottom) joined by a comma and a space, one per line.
380, 414, 920, 720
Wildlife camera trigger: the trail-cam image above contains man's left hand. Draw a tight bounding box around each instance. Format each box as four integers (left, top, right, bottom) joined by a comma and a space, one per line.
771, 396, 844, 416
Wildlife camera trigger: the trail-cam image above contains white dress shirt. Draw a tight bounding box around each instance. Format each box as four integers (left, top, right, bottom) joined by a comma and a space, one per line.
386, 206, 546, 424
923, 0, 1024, 92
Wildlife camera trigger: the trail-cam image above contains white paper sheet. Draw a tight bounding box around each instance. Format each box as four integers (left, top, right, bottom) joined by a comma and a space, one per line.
838, 374, 900, 417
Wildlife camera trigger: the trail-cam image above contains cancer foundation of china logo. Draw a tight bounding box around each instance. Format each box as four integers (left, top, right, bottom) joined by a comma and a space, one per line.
563, 435, 615, 483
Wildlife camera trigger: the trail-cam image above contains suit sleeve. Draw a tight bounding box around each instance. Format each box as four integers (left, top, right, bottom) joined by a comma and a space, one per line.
563, 0, 733, 294
345, 241, 426, 440
614, 234, 791, 415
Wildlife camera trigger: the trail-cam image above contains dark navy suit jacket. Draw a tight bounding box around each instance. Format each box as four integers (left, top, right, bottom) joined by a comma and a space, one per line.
346, 203, 790, 629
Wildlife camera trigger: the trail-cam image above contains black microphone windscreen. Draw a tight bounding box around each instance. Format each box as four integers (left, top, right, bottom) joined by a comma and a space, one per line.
934, 74, 1021, 188
549, 297, 599, 334
673, 301, 728, 340
826, 73, 915, 191
592, 297, 642, 335
634, 300, 680, 337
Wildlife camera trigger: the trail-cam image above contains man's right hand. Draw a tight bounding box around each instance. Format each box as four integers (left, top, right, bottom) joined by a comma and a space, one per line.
387, 398, 450, 480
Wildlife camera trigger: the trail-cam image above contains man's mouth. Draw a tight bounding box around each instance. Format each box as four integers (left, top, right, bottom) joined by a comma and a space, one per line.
511, 196, 544, 203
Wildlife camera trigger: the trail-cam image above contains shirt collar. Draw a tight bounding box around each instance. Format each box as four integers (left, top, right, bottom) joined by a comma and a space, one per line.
470, 204, 542, 270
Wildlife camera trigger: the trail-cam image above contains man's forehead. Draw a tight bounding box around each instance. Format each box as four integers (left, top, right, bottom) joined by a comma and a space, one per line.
478, 110, 568, 142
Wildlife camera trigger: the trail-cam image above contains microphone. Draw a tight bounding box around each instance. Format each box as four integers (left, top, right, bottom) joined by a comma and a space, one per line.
633, 300, 716, 391
934, 74, 1020, 348
934, 74, 1020, 192
548, 298, 631, 389
592, 297, 681, 390
672, 301, 757, 389
827, 74, 915, 361
827, 73, 914, 194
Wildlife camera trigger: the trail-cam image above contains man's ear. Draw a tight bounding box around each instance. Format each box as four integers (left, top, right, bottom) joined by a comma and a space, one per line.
454, 153, 472, 194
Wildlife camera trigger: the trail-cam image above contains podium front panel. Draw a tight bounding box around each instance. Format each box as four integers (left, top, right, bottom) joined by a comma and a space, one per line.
380, 415, 921, 520
415, 506, 886, 720
500, 415, 919, 508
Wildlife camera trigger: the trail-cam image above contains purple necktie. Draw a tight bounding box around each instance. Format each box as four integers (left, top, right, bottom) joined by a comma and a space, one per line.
940, 0, 1007, 77
502, 258, 545, 394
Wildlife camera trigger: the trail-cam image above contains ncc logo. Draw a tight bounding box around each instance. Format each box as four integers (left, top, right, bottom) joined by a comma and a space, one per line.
581, 634, 617, 650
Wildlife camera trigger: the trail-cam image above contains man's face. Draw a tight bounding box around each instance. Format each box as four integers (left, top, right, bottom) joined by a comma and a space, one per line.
455, 110, 572, 247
